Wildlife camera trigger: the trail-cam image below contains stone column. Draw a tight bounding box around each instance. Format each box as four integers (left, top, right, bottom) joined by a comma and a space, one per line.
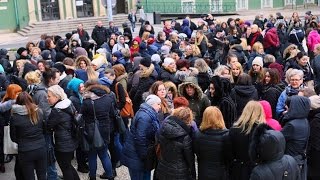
28, 0, 37, 23
58, 0, 65, 19
65, 0, 74, 19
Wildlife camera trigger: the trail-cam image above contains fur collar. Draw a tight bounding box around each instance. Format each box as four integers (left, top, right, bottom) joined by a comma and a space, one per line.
141, 63, 155, 78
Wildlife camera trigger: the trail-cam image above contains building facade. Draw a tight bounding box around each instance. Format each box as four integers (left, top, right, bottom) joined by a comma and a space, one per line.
0, 0, 128, 31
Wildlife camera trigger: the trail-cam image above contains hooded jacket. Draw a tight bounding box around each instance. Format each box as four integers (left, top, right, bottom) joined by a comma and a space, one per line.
10, 105, 45, 152
230, 85, 258, 117
47, 98, 78, 152
281, 96, 310, 157
263, 27, 280, 49
260, 100, 282, 131
249, 124, 300, 180
156, 116, 196, 180
81, 84, 116, 144
121, 103, 159, 171
307, 30, 320, 51
178, 81, 211, 126
181, 19, 192, 38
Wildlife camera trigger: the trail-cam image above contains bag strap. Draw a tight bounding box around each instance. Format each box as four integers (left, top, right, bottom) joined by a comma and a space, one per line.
115, 82, 120, 102
91, 100, 97, 121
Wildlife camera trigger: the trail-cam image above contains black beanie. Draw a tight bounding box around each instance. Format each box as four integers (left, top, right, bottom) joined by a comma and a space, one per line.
17, 47, 27, 55
53, 63, 66, 73
140, 57, 151, 67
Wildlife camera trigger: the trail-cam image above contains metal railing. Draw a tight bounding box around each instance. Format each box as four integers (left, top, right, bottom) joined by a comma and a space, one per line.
141, 2, 236, 14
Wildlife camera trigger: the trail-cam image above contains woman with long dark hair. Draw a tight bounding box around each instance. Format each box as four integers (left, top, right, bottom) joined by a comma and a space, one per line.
10, 92, 46, 180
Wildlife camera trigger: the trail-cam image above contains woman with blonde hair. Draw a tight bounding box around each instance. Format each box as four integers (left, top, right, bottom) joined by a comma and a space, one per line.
194, 58, 212, 91
231, 62, 243, 84
193, 106, 231, 180
248, 42, 264, 70
149, 81, 171, 121
195, 30, 208, 57
156, 106, 196, 179
229, 100, 265, 180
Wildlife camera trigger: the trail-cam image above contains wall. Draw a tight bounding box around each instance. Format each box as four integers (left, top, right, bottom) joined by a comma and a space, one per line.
0, 0, 29, 31
273, 0, 284, 8
248, 0, 260, 9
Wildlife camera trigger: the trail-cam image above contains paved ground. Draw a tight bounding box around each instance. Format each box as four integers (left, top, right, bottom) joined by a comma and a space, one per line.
0, 6, 319, 179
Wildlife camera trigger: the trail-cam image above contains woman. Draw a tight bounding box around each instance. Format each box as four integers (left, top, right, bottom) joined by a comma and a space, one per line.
276, 69, 304, 119
47, 85, 79, 180
81, 81, 116, 180
231, 62, 243, 85
229, 100, 266, 180
195, 30, 208, 57
163, 81, 178, 109
10, 92, 46, 180
75, 55, 101, 82
285, 52, 314, 89
159, 57, 177, 84
283, 44, 299, 67
122, 94, 161, 180
248, 56, 265, 95
108, 38, 116, 52
259, 100, 282, 131
193, 106, 231, 180
112, 64, 128, 91
44, 38, 56, 62
247, 42, 264, 70
156, 106, 196, 180
313, 44, 320, 89
112, 35, 130, 53
194, 58, 212, 92
149, 81, 171, 122
281, 95, 310, 179
1, 84, 22, 177
230, 73, 258, 118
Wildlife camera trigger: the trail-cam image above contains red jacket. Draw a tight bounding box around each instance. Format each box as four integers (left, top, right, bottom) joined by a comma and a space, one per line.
263, 28, 280, 49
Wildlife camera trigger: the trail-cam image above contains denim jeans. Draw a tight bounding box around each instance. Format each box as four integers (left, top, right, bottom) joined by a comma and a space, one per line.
130, 21, 136, 32
47, 164, 57, 180
88, 145, 113, 177
109, 132, 123, 168
128, 168, 151, 180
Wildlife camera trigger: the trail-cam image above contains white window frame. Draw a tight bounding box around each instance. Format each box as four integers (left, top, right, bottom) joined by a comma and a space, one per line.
181, 0, 195, 14
305, 0, 314, 3
285, 0, 295, 5
236, 0, 248, 10
262, 0, 273, 8
209, 0, 223, 12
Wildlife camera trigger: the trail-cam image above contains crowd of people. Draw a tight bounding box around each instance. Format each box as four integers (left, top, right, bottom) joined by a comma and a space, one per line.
0, 8, 319, 180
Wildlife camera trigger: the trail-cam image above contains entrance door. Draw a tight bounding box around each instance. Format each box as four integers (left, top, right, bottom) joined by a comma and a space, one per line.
116, 0, 127, 13
262, 0, 273, 8
40, 0, 60, 20
76, 0, 94, 17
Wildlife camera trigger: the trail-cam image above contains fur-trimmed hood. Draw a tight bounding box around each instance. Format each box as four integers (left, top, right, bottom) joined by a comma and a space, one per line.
178, 80, 203, 100
249, 123, 286, 163
83, 84, 111, 100
140, 63, 155, 78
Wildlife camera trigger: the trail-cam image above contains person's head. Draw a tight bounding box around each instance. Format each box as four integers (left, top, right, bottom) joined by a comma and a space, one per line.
26, 42, 35, 53
112, 64, 126, 78
104, 68, 116, 81
263, 68, 280, 85
145, 94, 162, 112
17, 47, 28, 57
314, 44, 320, 56
173, 96, 189, 108
295, 51, 309, 67
37, 60, 48, 73
118, 35, 125, 44
185, 83, 196, 97
75, 55, 90, 70
164, 81, 178, 100
237, 73, 252, 85
109, 38, 116, 47
200, 106, 225, 131
172, 106, 193, 126
67, 78, 85, 95
214, 65, 231, 79
234, 101, 265, 134
97, 21, 103, 27
227, 54, 239, 65
139, 57, 152, 70
231, 62, 243, 77
150, 81, 167, 99
31, 47, 41, 57
184, 45, 193, 56
2, 84, 22, 102
47, 85, 67, 105
251, 24, 259, 33
25, 71, 42, 85
15, 92, 39, 124
251, 57, 263, 72
45, 38, 55, 49
157, 31, 166, 41
194, 58, 209, 73
287, 69, 304, 88
264, 54, 276, 64
163, 57, 176, 71
252, 42, 264, 54
78, 23, 83, 30
42, 68, 60, 87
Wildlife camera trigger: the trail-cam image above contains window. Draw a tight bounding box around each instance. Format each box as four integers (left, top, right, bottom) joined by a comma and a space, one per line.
285, 0, 294, 5
210, 0, 222, 12
181, 1, 195, 13
305, 0, 314, 3
262, 0, 273, 7
236, 0, 247, 10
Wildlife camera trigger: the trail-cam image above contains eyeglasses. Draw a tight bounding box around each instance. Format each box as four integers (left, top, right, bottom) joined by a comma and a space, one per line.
290, 78, 302, 82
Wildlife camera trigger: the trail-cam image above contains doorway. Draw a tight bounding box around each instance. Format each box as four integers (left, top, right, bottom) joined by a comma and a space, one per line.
40, 0, 60, 20
76, 0, 94, 17
116, 0, 128, 13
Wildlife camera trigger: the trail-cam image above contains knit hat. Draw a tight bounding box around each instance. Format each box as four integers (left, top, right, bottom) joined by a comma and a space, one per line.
67, 78, 84, 94
162, 57, 175, 67
48, 85, 67, 100
56, 39, 67, 50
252, 57, 263, 67
74, 47, 88, 58
92, 54, 107, 69
0, 48, 8, 56
244, 21, 251, 27
17, 47, 27, 55
276, 12, 282, 17
160, 45, 170, 55
305, 11, 312, 16
151, 54, 161, 64
53, 63, 66, 73
140, 57, 151, 67
145, 94, 161, 106
266, 22, 274, 28
112, 51, 123, 59
41, 50, 51, 60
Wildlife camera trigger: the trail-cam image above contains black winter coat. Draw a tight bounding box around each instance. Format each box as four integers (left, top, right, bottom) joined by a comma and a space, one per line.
156, 116, 196, 180
193, 128, 231, 180
230, 85, 258, 118
197, 72, 210, 92
10, 105, 45, 152
260, 84, 283, 119
91, 25, 108, 47
47, 99, 78, 152
82, 84, 116, 145
307, 108, 320, 178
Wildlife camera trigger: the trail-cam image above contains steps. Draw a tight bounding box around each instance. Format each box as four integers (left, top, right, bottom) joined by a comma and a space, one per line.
17, 14, 132, 37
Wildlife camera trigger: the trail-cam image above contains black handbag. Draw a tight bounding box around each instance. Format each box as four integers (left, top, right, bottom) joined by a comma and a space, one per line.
91, 100, 105, 150
112, 93, 126, 134
144, 142, 157, 171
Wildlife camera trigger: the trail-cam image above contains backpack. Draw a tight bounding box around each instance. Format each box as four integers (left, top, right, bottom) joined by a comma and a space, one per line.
115, 82, 134, 118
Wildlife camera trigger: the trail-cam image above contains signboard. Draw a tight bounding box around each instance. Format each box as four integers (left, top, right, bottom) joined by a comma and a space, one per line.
76, 0, 84, 6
